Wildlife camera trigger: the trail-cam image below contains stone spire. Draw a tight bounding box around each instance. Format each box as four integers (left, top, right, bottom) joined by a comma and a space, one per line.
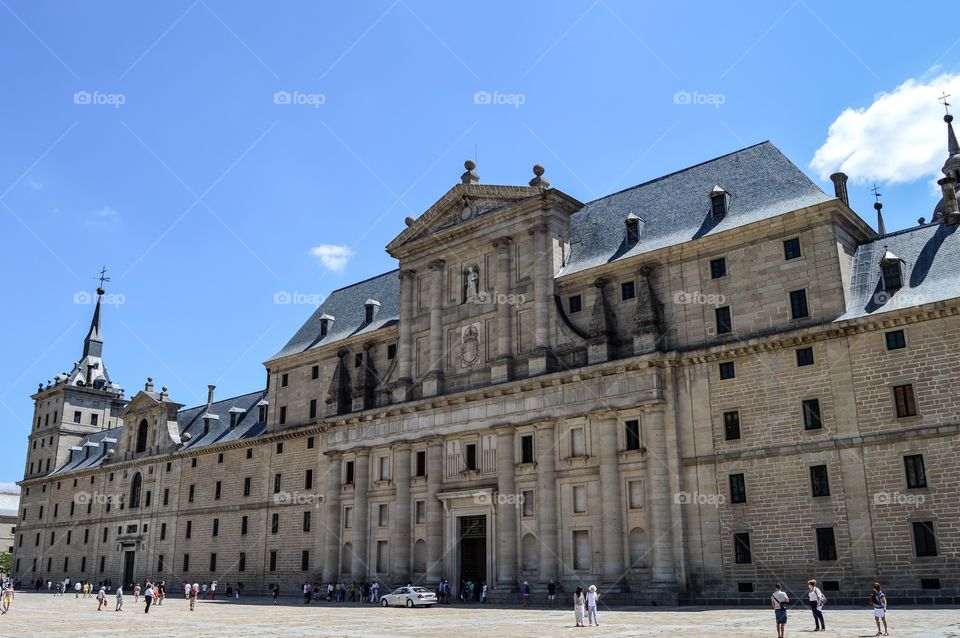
934, 98, 960, 222
871, 185, 886, 236
82, 288, 104, 358
943, 113, 960, 180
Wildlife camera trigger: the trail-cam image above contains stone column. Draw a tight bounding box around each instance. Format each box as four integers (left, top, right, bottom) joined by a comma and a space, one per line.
352, 449, 370, 580
495, 426, 517, 587
644, 407, 676, 585
322, 452, 342, 583
392, 443, 412, 584
425, 438, 444, 583
528, 222, 553, 376
394, 269, 415, 402
423, 260, 445, 397
491, 237, 514, 384
535, 422, 558, 582
597, 413, 625, 586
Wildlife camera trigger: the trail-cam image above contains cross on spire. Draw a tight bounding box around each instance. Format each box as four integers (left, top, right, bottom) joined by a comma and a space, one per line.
940, 91, 952, 116
94, 266, 110, 294
871, 184, 882, 204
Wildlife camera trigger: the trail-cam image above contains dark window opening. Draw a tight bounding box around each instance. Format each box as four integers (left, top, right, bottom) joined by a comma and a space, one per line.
723, 411, 741, 441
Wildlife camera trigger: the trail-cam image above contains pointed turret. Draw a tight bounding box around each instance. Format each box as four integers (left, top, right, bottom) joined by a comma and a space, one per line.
82, 287, 104, 358
944, 113, 960, 180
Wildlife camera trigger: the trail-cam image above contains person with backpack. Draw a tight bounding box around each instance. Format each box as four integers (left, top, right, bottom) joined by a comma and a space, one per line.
771, 583, 789, 638
870, 582, 889, 636
806, 579, 826, 632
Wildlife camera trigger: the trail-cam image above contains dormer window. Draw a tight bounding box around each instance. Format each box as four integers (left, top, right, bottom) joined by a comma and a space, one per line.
364, 299, 380, 325
880, 249, 904, 292
228, 407, 245, 429
710, 186, 729, 218
319, 313, 334, 338
625, 213, 642, 246
257, 399, 268, 423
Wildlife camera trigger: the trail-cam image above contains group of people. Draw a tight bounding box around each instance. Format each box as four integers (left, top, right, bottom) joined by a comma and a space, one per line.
770, 580, 890, 637
295, 581, 383, 604
573, 584, 601, 627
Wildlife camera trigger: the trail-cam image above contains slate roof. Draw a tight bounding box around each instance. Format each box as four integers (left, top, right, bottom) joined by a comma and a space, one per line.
559, 141, 834, 275
273, 269, 400, 358
48, 390, 267, 476
838, 221, 960, 321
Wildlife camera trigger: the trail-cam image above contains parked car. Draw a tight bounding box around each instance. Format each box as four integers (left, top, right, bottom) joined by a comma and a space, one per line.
380, 586, 437, 608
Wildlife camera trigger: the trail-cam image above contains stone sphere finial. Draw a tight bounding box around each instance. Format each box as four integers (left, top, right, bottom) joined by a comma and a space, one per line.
464, 159, 476, 171
533, 164, 545, 177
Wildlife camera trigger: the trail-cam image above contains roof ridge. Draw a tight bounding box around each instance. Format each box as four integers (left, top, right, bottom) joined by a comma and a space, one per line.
869, 222, 940, 242
583, 140, 773, 205
326, 268, 399, 296
178, 389, 265, 414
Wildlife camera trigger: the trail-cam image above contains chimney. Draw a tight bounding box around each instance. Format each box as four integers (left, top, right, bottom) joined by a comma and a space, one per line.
939, 177, 959, 225
207, 384, 216, 406
830, 172, 849, 207
145, 377, 154, 392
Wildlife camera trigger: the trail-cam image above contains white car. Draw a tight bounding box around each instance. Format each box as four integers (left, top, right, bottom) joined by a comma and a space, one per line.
379, 586, 437, 608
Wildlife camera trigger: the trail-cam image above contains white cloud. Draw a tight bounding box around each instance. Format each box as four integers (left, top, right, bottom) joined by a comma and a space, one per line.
94, 206, 117, 217
310, 244, 354, 271
810, 71, 960, 185
0, 482, 21, 493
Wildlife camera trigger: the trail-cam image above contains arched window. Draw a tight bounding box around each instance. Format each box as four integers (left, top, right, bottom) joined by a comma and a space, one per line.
521, 534, 538, 573
129, 473, 142, 509
135, 419, 148, 454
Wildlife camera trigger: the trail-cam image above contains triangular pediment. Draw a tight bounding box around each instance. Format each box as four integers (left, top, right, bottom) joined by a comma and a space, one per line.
386, 183, 544, 255
119, 390, 183, 417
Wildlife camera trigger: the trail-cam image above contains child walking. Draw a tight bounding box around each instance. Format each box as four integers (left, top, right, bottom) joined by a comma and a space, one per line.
870, 583, 889, 636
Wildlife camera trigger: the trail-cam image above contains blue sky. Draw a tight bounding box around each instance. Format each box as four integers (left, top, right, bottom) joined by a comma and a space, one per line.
1, 1, 957, 487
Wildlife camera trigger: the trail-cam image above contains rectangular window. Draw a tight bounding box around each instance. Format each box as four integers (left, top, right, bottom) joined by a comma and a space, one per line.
377, 456, 389, 481
621, 281, 635, 301
279, 406, 286, 425
729, 474, 747, 504
309, 399, 317, 419
784, 237, 802, 260
465, 444, 477, 471
624, 420, 641, 451
305, 469, 313, 490
710, 257, 727, 279
160, 523, 166, 541
90, 413, 98, 426
378, 503, 389, 527
415, 451, 426, 477
343, 507, 353, 529
415, 500, 426, 524
904, 455, 927, 489
723, 411, 741, 441
573, 485, 587, 513
719, 361, 735, 380
715, 306, 732, 334
217, 453, 223, 464
191, 458, 197, 468
209, 553, 217, 572
243, 477, 251, 497
238, 552, 246, 572
345, 461, 355, 485
241, 516, 248, 535
881, 262, 903, 290
789, 289, 809, 319
271, 513, 279, 534
522, 490, 535, 517
894, 384, 918, 417
182, 554, 190, 572
73, 411, 81, 423
246, 448, 253, 459
914, 521, 938, 557
303, 511, 311, 532
307, 436, 315, 449
301, 550, 310, 572
281, 373, 288, 387
188, 484, 195, 502
572, 530, 590, 570
734, 533, 752, 564
269, 551, 278, 572
185, 521, 192, 538
215, 481, 222, 500
274, 473, 282, 494
354, 352, 363, 368
816, 527, 837, 561
521, 435, 534, 463
885, 329, 906, 350
627, 480, 643, 509
311, 365, 319, 379
796, 347, 815, 367
376, 541, 388, 573
387, 343, 397, 360
568, 295, 582, 314
570, 427, 586, 457
212, 518, 219, 537
810, 465, 830, 497
802, 399, 823, 430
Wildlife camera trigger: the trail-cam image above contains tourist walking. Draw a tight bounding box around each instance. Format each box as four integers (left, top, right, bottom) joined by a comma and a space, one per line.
573, 586, 585, 627
157, 581, 165, 605
586, 585, 600, 627
74, 581, 81, 598
547, 580, 556, 608
771, 583, 789, 638
870, 582, 889, 636
189, 583, 199, 611
521, 581, 530, 606
370, 581, 380, 604
1, 583, 13, 615
806, 579, 826, 631
480, 581, 488, 603
143, 581, 154, 613
210, 581, 217, 600
115, 586, 123, 611
133, 582, 141, 602
271, 583, 280, 604
96, 585, 107, 611
184, 581, 190, 599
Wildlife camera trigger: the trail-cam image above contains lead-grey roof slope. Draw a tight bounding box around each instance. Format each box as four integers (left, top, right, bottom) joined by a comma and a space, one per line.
838, 221, 960, 321
560, 141, 834, 275
273, 269, 399, 358
51, 426, 123, 475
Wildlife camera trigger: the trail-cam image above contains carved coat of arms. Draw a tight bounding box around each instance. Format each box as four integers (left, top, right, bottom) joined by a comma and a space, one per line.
460, 323, 482, 367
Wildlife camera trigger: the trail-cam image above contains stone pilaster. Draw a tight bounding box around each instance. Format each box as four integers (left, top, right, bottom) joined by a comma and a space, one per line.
393, 269, 415, 402
425, 438, 444, 583
352, 449, 370, 580
322, 452, 342, 583
528, 222, 553, 376
597, 413, 626, 586
535, 422, 558, 582
494, 426, 517, 587
645, 407, 676, 586
423, 260, 445, 397
392, 443, 412, 584
491, 237, 514, 384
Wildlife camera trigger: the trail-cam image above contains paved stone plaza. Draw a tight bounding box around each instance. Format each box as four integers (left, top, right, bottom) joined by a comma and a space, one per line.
0, 593, 958, 637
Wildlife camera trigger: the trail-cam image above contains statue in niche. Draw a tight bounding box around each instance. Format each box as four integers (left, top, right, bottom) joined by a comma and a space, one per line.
464, 265, 480, 303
